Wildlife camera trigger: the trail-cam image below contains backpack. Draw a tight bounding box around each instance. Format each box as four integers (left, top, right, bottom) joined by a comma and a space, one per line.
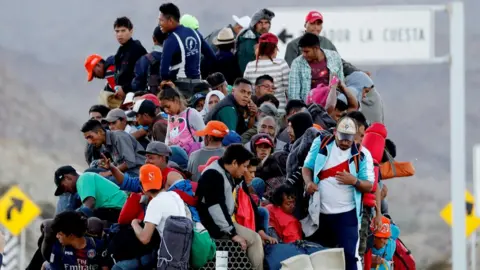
157, 216, 193, 270
184, 108, 203, 155
145, 53, 161, 95
105, 223, 159, 264
190, 225, 216, 269
393, 238, 416, 270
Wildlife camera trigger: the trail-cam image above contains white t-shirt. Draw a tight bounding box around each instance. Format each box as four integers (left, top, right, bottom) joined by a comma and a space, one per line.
144, 191, 187, 236
319, 143, 356, 214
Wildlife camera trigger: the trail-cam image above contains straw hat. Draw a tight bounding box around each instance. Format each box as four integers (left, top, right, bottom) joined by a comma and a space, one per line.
213, 28, 235, 46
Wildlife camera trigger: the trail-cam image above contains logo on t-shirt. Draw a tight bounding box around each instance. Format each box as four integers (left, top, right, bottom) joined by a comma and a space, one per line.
185, 36, 199, 57
87, 249, 96, 259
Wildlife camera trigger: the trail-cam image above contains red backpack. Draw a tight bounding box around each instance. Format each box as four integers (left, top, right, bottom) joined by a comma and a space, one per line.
393, 238, 416, 270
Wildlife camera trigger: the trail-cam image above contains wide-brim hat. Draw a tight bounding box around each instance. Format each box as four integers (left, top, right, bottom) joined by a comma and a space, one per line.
213, 27, 235, 46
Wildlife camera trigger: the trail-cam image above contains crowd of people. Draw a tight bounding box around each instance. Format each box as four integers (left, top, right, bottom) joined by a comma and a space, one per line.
24, 3, 418, 270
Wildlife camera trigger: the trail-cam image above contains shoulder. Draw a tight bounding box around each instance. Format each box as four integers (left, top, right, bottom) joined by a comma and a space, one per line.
323, 49, 341, 59
286, 37, 301, 48
199, 169, 223, 182
291, 56, 304, 67
79, 172, 97, 182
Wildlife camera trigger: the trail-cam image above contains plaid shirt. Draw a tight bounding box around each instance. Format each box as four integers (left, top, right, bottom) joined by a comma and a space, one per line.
288, 49, 344, 101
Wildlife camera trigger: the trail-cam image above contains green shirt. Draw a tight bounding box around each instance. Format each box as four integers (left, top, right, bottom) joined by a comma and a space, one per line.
76, 172, 127, 209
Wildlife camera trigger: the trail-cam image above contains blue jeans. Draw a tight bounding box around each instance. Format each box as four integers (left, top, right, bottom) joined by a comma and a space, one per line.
258, 207, 269, 232
251, 177, 266, 200
112, 252, 155, 270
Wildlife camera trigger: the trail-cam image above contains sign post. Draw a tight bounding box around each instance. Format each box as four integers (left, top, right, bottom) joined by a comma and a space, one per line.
270, 2, 466, 269
2, 231, 19, 270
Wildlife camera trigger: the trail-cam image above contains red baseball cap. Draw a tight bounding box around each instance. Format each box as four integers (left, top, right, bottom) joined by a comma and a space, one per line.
305, 11, 323, 23
259, 33, 279, 45
141, 94, 161, 107
255, 137, 274, 148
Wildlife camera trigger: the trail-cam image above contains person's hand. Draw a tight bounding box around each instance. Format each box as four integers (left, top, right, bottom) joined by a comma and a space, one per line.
99, 153, 111, 169
131, 219, 140, 227
248, 102, 257, 117
374, 214, 383, 232
114, 86, 125, 99
335, 171, 357, 185
232, 235, 247, 250
305, 181, 318, 195
0, 231, 5, 253
262, 235, 279, 245
371, 255, 384, 267
381, 184, 388, 199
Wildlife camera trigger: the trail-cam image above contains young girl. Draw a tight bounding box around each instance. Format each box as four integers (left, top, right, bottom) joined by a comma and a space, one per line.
158, 86, 205, 155
243, 33, 290, 114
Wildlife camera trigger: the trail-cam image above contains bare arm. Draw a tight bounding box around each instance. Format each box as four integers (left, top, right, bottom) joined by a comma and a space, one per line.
325, 84, 338, 114
83, 197, 96, 209
339, 82, 359, 111
117, 162, 129, 173
132, 221, 157, 245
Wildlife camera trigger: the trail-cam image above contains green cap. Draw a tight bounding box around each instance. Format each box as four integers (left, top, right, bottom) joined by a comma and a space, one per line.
180, 14, 199, 30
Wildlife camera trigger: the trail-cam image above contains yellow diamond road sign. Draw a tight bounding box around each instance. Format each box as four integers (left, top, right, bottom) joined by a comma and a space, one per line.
440, 190, 480, 237
0, 186, 41, 236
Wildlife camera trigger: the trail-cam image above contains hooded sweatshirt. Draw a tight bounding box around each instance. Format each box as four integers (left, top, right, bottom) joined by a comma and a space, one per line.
346, 71, 384, 124
288, 112, 314, 142
201, 90, 225, 118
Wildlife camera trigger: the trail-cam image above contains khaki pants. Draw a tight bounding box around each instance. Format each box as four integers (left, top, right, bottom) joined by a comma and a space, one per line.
234, 223, 264, 270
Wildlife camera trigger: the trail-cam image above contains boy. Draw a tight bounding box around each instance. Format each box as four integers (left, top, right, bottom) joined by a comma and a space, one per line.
367, 216, 398, 270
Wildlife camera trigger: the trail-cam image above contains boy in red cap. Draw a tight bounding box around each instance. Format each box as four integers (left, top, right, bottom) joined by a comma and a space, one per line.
84, 54, 116, 92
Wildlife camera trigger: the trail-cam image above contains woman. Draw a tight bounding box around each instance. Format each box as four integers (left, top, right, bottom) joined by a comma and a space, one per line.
244, 33, 290, 114
201, 90, 225, 118
158, 86, 206, 155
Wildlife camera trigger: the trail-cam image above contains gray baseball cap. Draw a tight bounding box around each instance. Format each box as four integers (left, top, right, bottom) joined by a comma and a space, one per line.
138, 141, 172, 156
104, 108, 127, 123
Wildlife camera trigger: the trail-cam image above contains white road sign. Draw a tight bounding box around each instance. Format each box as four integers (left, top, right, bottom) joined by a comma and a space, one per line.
269, 6, 435, 64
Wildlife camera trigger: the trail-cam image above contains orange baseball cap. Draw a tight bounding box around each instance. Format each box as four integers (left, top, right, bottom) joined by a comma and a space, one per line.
139, 164, 163, 192
84, 54, 103, 82
195, 121, 229, 138
198, 156, 220, 173
370, 216, 392, 238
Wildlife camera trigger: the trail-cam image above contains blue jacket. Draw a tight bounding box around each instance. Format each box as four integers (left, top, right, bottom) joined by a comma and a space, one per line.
303, 135, 371, 219
118, 174, 142, 193
161, 25, 216, 80
132, 47, 162, 92
168, 180, 200, 222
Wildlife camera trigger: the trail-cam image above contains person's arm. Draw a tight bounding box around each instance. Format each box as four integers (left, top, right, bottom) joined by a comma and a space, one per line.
237, 38, 256, 74
200, 170, 237, 236
114, 135, 139, 171
284, 40, 299, 66
131, 128, 148, 140
188, 108, 206, 137
325, 83, 338, 115
160, 36, 179, 80
338, 82, 359, 111
217, 107, 238, 131
153, 121, 167, 142
199, 31, 217, 62
76, 177, 97, 209
288, 59, 301, 100
302, 137, 321, 187
132, 220, 157, 245
131, 56, 148, 92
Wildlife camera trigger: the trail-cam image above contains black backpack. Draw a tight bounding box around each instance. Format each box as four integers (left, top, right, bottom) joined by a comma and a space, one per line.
105, 223, 160, 265
145, 53, 161, 95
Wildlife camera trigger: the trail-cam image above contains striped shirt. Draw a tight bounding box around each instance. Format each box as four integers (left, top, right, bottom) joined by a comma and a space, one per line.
244, 58, 290, 114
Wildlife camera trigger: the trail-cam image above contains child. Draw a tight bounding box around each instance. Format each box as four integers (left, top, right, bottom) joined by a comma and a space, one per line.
265, 185, 302, 243
366, 216, 399, 270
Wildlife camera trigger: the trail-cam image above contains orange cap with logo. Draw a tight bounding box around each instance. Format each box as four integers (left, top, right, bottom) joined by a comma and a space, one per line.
195, 121, 229, 138
84, 54, 103, 82
370, 216, 392, 238
139, 164, 163, 192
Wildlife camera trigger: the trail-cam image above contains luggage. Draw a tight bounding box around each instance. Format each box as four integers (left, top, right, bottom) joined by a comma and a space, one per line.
106, 223, 159, 263
393, 238, 416, 270
157, 216, 193, 270
264, 241, 325, 270
190, 224, 216, 269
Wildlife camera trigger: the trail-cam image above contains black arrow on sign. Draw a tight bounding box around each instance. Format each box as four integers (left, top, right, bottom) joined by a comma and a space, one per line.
278, 29, 293, 44
6, 197, 23, 220
466, 202, 474, 215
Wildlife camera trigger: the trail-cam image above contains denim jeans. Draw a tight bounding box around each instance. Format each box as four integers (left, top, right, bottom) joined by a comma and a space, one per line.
257, 207, 270, 232
111, 252, 155, 270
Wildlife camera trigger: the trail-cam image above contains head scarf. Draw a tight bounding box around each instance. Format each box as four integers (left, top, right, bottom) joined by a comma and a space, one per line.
201, 90, 225, 117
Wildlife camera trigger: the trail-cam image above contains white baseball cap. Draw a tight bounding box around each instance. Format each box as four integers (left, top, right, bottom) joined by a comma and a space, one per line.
232, 15, 251, 28
336, 116, 357, 141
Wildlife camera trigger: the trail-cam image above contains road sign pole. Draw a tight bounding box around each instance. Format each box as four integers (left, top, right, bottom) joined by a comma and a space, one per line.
449, 2, 466, 270
19, 231, 25, 270
471, 231, 476, 270
473, 145, 480, 216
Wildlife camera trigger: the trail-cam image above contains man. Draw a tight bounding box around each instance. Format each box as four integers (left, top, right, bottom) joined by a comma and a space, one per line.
158, 3, 216, 98
302, 116, 374, 270
104, 141, 184, 193
84, 54, 116, 92
277, 100, 308, 143
104, 108, 137, 134
243, 116, 285, 152
113, 16, 148, 99
127, 99, 167, 142
81, 119, 145, 176
284, 11, 359, 76
188, 121, 228, 182
131, 164, 187, 244
241, 102, 278, 144
204, 78, 257, 135
251, 74, 275, 105
236, 8, 275, 73
54, 166, 127, 222
45, 211, 108, 269
289, 32, 344, 101
132, 26, 168, 94
205, 15, 251, 53
206, 72, 230, 96
196, 144, 264, 270
88, 105, 110, 123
